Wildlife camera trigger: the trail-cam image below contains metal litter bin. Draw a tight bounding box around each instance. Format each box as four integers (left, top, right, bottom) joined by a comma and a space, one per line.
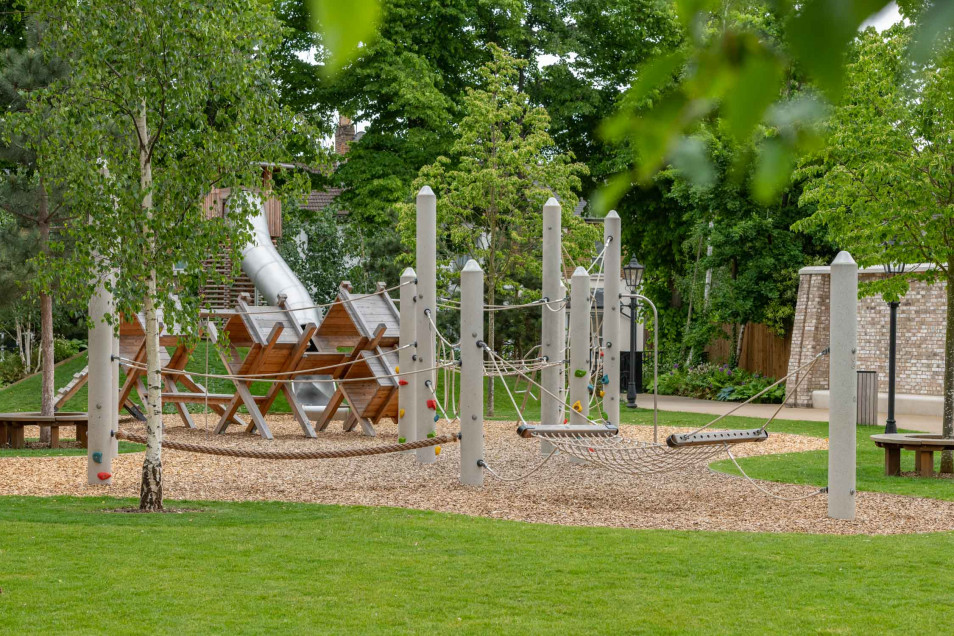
857, 370, 878, 426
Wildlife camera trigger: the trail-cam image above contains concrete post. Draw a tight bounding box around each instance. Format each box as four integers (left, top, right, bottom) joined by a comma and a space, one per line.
602, 211, 621, 426
460, 259, 484, 486
415, 186, 437, 464
87, 272, 114, 485
399, 267, 418, 448
541, 197, 562, 454
569, 268, 590, 426
829, 251, 857, 520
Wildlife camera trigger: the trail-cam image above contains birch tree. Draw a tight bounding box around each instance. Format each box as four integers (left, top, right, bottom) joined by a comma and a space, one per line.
31, 0, 310, 509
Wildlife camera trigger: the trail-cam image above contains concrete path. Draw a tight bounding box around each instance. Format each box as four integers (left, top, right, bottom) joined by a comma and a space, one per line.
635, 393, 943, 434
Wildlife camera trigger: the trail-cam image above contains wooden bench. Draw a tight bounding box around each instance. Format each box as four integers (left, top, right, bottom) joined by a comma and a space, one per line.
871, 433, 954, 477
0, 412, 89, 449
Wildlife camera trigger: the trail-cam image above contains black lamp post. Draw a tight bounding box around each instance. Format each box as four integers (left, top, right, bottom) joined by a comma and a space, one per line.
623, 257, 645, 409
883, 261, 907, 435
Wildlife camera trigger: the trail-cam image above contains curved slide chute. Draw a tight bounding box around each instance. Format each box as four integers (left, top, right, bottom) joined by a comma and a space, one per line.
235, 194, 343, 421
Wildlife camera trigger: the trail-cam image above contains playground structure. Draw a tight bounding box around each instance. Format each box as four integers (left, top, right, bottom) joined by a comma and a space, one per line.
78, 186, 860, 522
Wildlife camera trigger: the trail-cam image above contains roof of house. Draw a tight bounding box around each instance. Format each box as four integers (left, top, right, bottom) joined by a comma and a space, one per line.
300, 187, 345, 213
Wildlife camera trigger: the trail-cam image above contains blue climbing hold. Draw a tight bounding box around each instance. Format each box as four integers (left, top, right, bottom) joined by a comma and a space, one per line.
92, 451, 103, 464
587, 383, 594, 393
433, 414, 439, 422
601, 374, 610, 385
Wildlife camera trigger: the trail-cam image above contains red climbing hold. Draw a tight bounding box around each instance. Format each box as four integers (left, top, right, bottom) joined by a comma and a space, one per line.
398, 379, 409, 386
426, 399, 437, 410
97, 472, 112, 481
599, 351, 604, 357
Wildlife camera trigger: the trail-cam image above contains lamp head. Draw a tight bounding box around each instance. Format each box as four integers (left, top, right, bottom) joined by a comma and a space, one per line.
623, 256, 644, 291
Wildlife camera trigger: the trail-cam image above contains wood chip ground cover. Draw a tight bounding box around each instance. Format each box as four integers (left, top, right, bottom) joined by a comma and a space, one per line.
1, 415, 952, 535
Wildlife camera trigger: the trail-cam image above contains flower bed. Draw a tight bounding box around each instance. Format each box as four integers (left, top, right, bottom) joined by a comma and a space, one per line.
653, 363, 785, 404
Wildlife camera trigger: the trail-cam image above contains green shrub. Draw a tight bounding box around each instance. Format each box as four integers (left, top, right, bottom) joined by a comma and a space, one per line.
0, 355, 25, 386
53, 338, 85, 362
652, 363, 785, 404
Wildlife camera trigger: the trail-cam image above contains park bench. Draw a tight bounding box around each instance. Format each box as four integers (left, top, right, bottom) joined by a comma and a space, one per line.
0, 412, 89, 449
871, 433, 954, 477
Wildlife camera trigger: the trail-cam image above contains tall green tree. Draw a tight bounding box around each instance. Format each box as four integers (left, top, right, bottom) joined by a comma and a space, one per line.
398, 46, 597, 412
31, 0, 308, 509
796, 24, 954, 471
0, 24, 69, 434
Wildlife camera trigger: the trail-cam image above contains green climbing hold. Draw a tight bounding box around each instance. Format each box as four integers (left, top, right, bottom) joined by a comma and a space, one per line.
574, 369, 587, 378
398, 437, 406, 444
601, 410, 609, 419
427, 431, 436, 439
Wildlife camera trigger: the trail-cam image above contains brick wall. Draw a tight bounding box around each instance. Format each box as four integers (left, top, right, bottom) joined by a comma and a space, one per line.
786, 265, 946, 406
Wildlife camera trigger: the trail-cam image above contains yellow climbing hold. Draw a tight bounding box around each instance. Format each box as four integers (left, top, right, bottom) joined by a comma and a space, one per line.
399, 408, 405, 418
572, 400, 582, 412
435, 446, 442, 456
395, 365, 400, 373
599, 390, 605, 397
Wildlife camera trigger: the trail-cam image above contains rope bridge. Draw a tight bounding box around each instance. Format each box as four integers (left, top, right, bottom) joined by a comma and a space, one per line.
116, 430, 458, 460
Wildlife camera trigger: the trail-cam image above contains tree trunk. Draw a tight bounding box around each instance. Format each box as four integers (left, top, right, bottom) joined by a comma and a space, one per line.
137, 104, 163, 511
38, 180, 54, 442
941, 260, 954, 474
486, 279, 495, 417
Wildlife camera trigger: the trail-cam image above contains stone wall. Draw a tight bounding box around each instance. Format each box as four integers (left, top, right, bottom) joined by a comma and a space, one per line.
786, 264, 946, 407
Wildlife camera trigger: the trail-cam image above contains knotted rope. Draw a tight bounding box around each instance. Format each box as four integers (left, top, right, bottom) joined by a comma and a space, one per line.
116, 430, 458, 460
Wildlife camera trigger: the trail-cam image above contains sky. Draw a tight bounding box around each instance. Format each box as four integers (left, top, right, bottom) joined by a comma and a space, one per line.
863, 2, 904, 32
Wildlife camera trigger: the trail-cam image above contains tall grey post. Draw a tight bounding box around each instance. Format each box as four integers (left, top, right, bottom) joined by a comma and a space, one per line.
569, 268, 590, 465
828, 251, 858, 520
602, 211, 621, 427
87, 273, 115, 485
415, 186, 437, 463
541, 197, 562, 454
399, 267, 418, 447
460, 260, 484, 486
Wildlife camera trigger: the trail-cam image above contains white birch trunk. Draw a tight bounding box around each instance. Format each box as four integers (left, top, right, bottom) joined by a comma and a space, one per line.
137, 103, 163, 510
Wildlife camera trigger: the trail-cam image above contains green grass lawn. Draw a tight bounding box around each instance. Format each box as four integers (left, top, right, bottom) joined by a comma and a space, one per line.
0, 496, 952, 635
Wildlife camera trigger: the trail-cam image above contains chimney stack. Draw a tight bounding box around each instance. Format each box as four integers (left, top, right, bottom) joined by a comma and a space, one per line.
335, 115, 356, 156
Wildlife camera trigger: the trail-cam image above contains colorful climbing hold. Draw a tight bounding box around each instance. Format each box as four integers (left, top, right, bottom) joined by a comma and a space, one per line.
426, 399, 437, 410
395, 365, 400, 373
427, 431, 436, 439
599, 351, 604, 357
435, 446, 442, 456
398, 379, 409, 386
433, 414, 439, 422
563, 418, 568, 424
587, 383, 594, 393
572, 400, 582, 412
601, 410, 609, 420
601, 374, 610, 385
399, 408, 406, 418
599, 390, 605, 398
92, 451, 103, 464
97, 472, 111, 481
574, 369, 587, 378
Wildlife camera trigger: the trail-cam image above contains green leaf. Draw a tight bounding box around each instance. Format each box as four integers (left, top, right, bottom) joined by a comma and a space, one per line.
669, 136, 715, 189
722, 48, 784, 141
753, 137, 793, 204
787, 0, 890, 100
909, 0, 954, 65
308, 0, 382, 75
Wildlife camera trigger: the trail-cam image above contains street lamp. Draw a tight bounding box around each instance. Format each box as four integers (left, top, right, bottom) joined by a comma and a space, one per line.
622, 257, 645, 409
883, 260, 907, 435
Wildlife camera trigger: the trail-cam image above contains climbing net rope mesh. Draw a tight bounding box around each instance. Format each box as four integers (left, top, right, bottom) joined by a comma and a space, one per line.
116, 429, 457, 460
485, 346, 827, 478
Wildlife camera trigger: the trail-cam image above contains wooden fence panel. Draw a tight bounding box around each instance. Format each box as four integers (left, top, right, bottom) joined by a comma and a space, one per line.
705, 323, 791, 380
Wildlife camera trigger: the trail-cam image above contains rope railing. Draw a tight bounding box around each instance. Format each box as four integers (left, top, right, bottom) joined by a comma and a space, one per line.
116, 429, 458, 459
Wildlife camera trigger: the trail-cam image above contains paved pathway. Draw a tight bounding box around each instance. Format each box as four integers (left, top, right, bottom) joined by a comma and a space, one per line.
636, 393, 943, 434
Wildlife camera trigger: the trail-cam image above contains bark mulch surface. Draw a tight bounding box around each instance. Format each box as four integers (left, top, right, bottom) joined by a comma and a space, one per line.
2, 415, 953, 535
